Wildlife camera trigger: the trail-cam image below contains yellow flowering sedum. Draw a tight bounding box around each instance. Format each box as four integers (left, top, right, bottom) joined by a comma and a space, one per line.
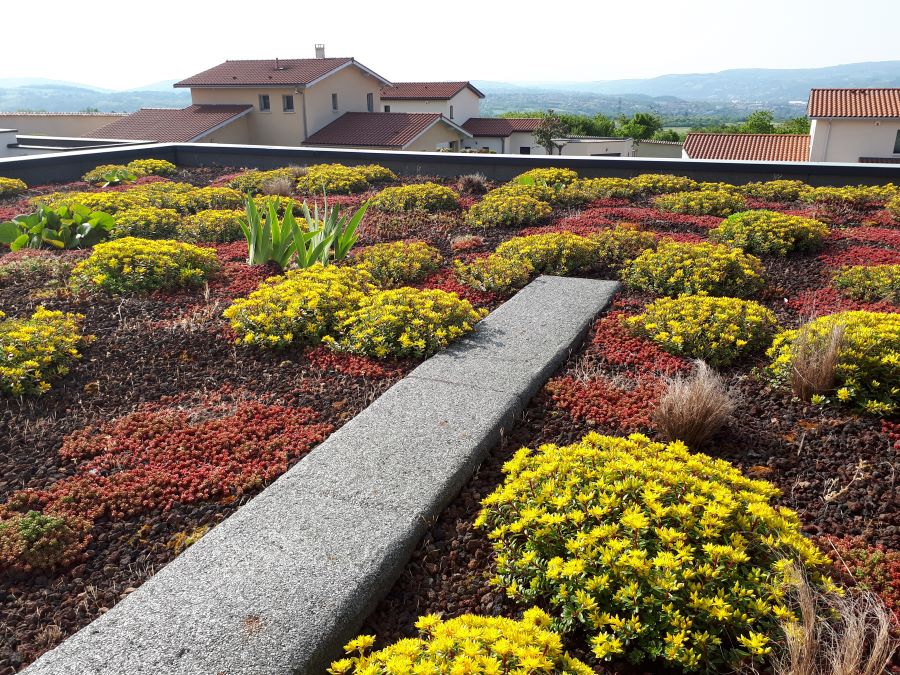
833, 264, 900, 303
167, 186, 244, 214
629, 173, 699, 195
223, 264, 375, 348
738, 180, 811, 202
0, 177, 27, 199
588, 226, 658, 270
454, 255, 534, 294
654, 189, 747, 217
623, 241, 766, 298
323, 287, 486, 358
356, 164, 398, 184
766, 311, 900, 415
627, 296, 778, 366
35, 190, 150, 215
111, 207, 181, 239
466, 188, 552, 228
329, 609, 592, 675
710, 210, 829, 255
351, 240, 443, 287
561, 177, 639, 202
71, 237, 219, 294
179, 209, 245, 243
514, 168, 579, 186
477, 432, 833, 672
0, 307, 92, 396
370, 183, 459, 213
295, 164, 370, 195
125, 159, 177, 177
803, 184, 898, 206
227, 168, 297, 194
494, 232, 599, 276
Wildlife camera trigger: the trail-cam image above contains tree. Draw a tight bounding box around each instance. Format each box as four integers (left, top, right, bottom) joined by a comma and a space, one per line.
652, 129, 683, 142
618, 113, 664, 141
534, 110, 570, 155
779, 116, 811, 134
740, 110, 776, 134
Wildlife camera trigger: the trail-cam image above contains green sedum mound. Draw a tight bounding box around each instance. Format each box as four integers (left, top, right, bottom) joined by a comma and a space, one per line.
654, 189, 747, 217
477, 432, 834, 673
833, 264, 900, 303
350, 240, 443, 287
329, 608, 592, 675
369, 182, 458, 212
710, 210, 829, 255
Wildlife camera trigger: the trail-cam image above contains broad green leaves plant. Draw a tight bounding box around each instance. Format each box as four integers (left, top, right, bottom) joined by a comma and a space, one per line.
101, 168, 138, 187
0, 205, 114, 251
300, 193, 368, 262
240, 198, 299, 268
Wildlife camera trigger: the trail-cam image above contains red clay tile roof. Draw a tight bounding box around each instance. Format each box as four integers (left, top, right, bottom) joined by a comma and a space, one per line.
380, 82, 485, 100
683, 133, 810, 162
808, 88, 900, 118
88, 105, 252, 142
175, 58, 359, 87
303, 112, 467, 148
462, 117, 541, 137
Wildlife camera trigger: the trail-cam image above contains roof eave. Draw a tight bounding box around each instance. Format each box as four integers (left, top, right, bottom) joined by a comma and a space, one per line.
187, 106, 254, 142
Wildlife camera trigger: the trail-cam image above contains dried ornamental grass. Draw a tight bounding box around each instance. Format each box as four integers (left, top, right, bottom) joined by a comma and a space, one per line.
329, 608, 593, 675
653, 361, 736, 448
477, 432, 834, 672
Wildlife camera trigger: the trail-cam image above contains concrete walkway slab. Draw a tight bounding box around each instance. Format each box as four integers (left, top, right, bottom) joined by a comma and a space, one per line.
23, 276, 619, 675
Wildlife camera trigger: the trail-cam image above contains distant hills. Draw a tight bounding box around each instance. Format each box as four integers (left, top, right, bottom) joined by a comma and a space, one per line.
2, 61, 898, 122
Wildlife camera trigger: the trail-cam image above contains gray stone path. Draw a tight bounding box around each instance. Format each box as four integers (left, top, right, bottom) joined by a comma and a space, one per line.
23, 275, 618, 675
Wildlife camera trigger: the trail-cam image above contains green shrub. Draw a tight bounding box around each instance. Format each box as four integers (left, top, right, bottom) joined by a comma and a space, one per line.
0, 177, 27, 199
0, 306, 92, 396
766, 311, 900, 415
588, 225, 658, 270
494, 232, 598, 276
466, 190, 552, 228
227, 168, 296, 195
70, 237, 218, 294
356, 164, 397, 183
630, 173, 699, 195
739, 180, 811, 202
623, 241, 766, 297
477, 432, 833, 672
295, 164, 369, 194
81, 164, 129, 184
328, 609, 592, 675
223, 264, 375, 348
453, 255, 534, 294
710, 210, 829, 255
514, 167, 579, 186
627, 296, 778, 366
654, 189, 747, 217
180, 209, 244, 243
111, 207, 181, 239
369, 182, 458, 212
350, 240, 442, 287
0, 205, 114, 251
125, 159, 177, 177
833, 264, 900, 303
323, 287, 486, 358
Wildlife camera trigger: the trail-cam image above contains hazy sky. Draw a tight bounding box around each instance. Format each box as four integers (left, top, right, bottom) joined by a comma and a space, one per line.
3, 0, 899, 90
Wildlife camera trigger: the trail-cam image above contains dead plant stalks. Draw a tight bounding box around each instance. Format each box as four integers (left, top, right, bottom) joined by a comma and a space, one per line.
790, 322, 845, 402
653, 360, 735, 448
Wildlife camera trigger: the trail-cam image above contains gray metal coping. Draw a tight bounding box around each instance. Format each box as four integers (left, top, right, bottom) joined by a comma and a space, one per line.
23, 275, 619, 675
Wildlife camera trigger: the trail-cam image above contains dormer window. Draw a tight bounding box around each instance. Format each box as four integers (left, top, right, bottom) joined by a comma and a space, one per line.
259, 95, 270, 112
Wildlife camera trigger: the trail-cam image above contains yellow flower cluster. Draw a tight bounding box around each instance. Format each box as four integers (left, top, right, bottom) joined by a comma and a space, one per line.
476, 432, 834, 672
179, 209, 245, 243
739, 180, 811, 202
356, 164, 398, 184
588, 225, 658, 270
710, 210, 830, 255
226, 168, 298, 194
627, 296, 778, 366
37, 182, 243, 216
833, 264, 900, 303
127, 181, 197, 209
629, 173, 699, 195
623, 241, 766, 298
35, 190, 150, 214
886, 194, 900, 221
466, 189, 552, 228
493, 232, 599, 276
125, 159, 177, 177
70, 237, 219, 294
329, 608, 592, 675
251, 195, 303, 216
223, 264, 376, 348
0, 307, 92, 396
323, 287, 486, 358
351, 240, 443, 287
696, 181, 744, 195
81, 164, 131, 183
111, 207, 181, 239
514, 167, 579, 186
654, 189, 747, 217
454, 255, 534, 294
802, 184, 898, 206
766, 310, 900, 415
0, 177, 27, 198
166, 186, 244, 213
561, 177, 639, 201
370, 182, 459, 213
295, 164, 370, 195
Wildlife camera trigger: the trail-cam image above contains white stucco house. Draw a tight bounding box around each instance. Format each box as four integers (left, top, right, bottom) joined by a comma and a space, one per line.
808, 88, 900, 163
379, 82, 484, 124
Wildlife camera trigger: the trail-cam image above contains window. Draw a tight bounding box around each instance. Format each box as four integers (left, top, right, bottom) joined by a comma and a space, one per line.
258, 94, 270, 112
519, 146, 531, 155
331, 93, 338, 111
384, 104, 391, 113
367, 93, 374, 112
894, 130, 900, 154
449, 105, 454, 120
282, 95, 294, 112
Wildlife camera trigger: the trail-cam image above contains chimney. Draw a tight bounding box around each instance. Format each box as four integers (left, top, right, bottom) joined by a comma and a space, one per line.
274, 57, 284, 70
315, 44, 325, 59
